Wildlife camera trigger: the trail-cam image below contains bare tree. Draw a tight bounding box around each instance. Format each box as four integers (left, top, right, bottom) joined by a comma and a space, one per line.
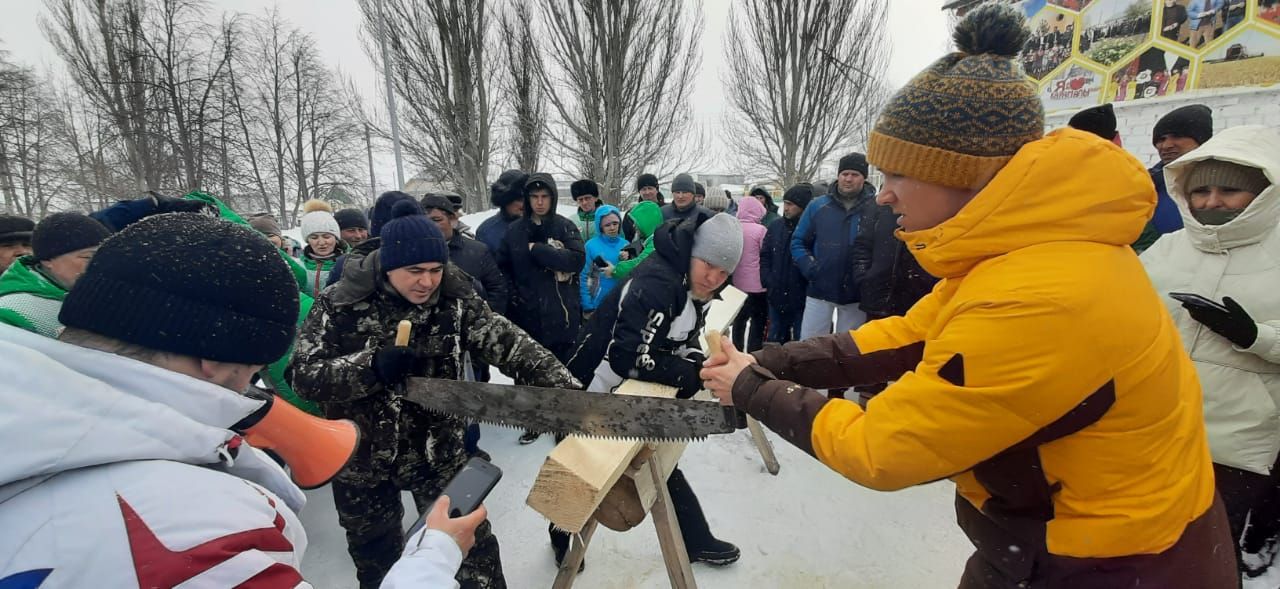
0, 61, 62, 216
224, 9, 367, 223
723, 0, 890, 186
360, 0, 495, 211
498, 0, 545, 172
534, 0, 703, 203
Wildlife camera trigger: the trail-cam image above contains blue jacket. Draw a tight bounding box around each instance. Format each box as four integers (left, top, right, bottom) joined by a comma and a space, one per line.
761, 216, 807, 316
789, 184, 875, 304
580, 206, 627, 312
1149, 162, 1185, 235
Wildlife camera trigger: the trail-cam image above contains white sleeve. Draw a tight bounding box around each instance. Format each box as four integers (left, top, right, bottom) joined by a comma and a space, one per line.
379, 529, 464, 589
1240, 321, 1280, 365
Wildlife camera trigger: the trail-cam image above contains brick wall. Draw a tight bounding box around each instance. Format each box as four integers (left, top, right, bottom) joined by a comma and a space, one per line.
1045, 85, 1280, 167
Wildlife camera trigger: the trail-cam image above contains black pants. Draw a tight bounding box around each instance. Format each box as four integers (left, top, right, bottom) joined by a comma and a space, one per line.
548, 466, 719, 556
732, 292, 769, 353
331, 476, 506, 589
1218, 453, 1280, 557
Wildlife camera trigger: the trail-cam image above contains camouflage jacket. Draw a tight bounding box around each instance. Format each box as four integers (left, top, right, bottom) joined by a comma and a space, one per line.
287, 250, 578, 485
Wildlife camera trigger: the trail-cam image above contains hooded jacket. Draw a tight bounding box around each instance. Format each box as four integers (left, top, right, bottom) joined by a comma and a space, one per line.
580, 206, 627, 312
0, 323, 311, 587
0, 256, 67, 338
731, 197, 767, 294
790, 183, 877, 304
1141, 125, 1280, 476
0, 324, 465, 588
289, 251, 579, 484
499, 180, 587, 349
567, 213, 714, 398
734, 129, 1228, 586
761, 216, 808, 316
611, 201, 664, 282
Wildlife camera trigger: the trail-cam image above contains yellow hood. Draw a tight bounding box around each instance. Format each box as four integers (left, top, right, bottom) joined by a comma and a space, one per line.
900, 128, 1155, 278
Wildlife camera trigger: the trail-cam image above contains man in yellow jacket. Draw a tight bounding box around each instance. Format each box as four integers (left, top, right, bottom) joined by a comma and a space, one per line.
701, 4, 1235, 588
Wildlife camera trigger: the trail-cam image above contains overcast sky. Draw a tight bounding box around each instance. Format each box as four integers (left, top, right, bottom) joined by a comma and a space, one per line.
0, 0, 951, 183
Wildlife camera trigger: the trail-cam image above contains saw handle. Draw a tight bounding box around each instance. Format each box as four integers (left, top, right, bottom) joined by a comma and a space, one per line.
395, 320, 413, 346
704, 330, 748, 430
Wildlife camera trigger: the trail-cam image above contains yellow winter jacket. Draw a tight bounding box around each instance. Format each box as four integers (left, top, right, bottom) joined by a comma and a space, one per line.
813, 129, 1217, 559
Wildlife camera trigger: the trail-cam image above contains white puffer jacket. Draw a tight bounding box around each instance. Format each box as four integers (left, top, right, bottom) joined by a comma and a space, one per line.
1141, 125, 1280, 476
0, 323, 463, 588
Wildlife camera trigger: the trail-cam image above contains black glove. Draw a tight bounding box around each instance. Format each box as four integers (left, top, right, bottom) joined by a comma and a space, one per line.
373, 346, 418, 385
1184, 296, 1258, 348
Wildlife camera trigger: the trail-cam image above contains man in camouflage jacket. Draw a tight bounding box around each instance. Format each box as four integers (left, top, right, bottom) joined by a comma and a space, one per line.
288, 210, 579, 589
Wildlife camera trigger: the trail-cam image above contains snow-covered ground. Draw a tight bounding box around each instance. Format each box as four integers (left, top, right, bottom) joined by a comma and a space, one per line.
299, 424, 973, 588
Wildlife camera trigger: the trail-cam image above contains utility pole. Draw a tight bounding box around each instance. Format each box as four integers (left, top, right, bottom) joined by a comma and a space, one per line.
365, 123, 377, 199
376, 0, 405, 189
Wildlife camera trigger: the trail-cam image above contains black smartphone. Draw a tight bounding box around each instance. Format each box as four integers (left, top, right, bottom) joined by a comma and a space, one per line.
405, 457, 502, 539
1169, 292, 1229, 313
593, 257, 610, 268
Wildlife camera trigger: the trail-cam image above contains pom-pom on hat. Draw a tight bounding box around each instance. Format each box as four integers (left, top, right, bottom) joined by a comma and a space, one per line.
867, 1, 1043, 190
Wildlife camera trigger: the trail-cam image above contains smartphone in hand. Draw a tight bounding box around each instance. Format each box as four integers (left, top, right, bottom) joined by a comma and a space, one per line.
405, 457, 502, 539
592, 257, 610, 268
1169, 292, 1230, 314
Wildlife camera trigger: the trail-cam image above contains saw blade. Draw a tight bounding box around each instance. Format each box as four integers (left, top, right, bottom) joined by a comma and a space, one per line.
403, 378, 737, 442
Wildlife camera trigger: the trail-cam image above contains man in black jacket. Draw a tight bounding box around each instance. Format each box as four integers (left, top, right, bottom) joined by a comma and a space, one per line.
761, 184, 813, 344
422, 195, 508, 316
564, 211, 743, 567
500, 173, 586, 444
662, 173, 713, 222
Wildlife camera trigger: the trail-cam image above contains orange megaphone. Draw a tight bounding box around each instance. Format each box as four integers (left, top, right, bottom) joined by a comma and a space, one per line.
233, 391, 360, 489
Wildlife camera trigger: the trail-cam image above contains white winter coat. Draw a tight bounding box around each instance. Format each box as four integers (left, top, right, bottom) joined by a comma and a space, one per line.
0, 323, 463, 588
1141, 125, 1280, 476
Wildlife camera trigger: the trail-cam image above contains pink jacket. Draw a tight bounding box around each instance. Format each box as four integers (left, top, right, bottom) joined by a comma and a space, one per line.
732, 197, 767, 294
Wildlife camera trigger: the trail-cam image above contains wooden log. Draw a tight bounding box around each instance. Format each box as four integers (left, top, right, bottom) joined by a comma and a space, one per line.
526, 287, 747, 533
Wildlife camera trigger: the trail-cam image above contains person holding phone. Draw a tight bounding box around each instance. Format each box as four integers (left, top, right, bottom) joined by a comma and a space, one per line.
1141, 125, 1280, 576
579, 205, 628, 317
382, 497, 491, 589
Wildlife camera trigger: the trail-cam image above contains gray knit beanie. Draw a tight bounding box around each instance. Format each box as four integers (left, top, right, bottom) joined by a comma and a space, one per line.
691, 213, 743, 272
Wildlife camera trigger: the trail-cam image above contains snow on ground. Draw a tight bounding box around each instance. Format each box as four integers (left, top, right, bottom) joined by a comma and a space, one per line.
299, 370, 973, 588
1246, 566, 1280, 589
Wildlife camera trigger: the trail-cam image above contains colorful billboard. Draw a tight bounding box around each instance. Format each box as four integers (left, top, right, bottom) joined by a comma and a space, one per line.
1011, 0, 1280, 113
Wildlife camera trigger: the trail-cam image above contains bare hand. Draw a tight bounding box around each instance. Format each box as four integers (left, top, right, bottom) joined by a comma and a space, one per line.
424, 496, 488, 556
619, 251, 631, 261
700, 337, 756, 406
603, 264, 615, 278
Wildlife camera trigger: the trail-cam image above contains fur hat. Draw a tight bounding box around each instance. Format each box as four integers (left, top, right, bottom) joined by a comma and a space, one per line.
571, 179, 600, 200
636, 173, 660, 191
492, 169, 529, 208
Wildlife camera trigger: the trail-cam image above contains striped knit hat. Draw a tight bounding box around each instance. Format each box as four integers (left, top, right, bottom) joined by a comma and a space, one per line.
868, 2, 1043, 190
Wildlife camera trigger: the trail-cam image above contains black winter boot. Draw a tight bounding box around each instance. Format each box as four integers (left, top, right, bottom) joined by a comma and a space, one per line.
667, 467, 740, 566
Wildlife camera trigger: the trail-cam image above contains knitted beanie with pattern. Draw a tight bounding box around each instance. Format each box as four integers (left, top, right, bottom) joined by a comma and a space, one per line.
867, 1, 1043, 190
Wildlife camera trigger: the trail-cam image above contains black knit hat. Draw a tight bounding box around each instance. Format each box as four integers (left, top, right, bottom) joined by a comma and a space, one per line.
491, 169, 529, 208
1153, 104, 1213, 146
783, 184, 816, 210
571, 179, 599, 200
839, 153, 870, 177
334, 208, 370, 230
380, 201, 449, 271
371, 191, 418, 237
59, 214, 299, 365
446, 193, 464, 212
671, 173, 696, 193
31, 213, 110, 261
1068, 103, 1117, 141
694, 182, 706, 196
0, 214, 34, 244
636, 173, 659, 191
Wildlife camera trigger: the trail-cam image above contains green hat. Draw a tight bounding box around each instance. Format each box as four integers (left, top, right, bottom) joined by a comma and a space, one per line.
868, 2, 1043, 190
